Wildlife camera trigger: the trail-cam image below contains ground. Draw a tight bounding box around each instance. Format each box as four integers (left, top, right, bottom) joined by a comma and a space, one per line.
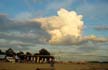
0, 62, 108, 70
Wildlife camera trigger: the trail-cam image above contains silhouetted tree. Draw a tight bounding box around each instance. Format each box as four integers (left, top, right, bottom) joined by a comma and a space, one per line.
25, 52, 32, 62
34, 53, 39, 56
0, 49, 5, 54
0, 49, 2, 54
39, 48, 50, 55
16, 51, 25, 62
17, 51, 24, 57
0, 49, 1, 53
39, 48, 51, 62
5, 48, 16, 56
26, 52, 32, 56
33, 53, 40, 63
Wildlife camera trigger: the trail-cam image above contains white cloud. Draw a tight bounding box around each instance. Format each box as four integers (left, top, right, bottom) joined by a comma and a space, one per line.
33, 8, 84, 45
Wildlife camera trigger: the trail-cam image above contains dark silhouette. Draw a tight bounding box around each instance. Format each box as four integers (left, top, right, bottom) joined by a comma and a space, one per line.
16, 51, 25, 62
0, 49, 5, 54
34, 53, 40, 63
0, 49, 2, 54
39, 48, 50, 55
0, 48, 55, 64
26, 52, 32, 56
39, 48, 51, 63
5, 48, 16, 57
26, 52, 32, 62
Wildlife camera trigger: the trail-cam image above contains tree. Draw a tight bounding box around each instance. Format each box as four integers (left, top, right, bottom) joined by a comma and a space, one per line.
26, 52, 32, 56
39, 48, 51, 62
5, 48, 16, 56
0, 49, 2, 54
16, 51, 25, 62
25, 52, 32, 62
0, 49, 5, 54
17, 51, 24, 56
39, 48, 50, 55
34, 53, 39, 56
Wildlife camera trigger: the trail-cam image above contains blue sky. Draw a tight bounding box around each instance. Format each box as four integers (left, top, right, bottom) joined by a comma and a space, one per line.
0, 0, 108, 61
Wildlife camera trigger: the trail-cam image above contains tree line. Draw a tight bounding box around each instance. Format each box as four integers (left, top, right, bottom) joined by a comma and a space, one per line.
0, 48, 50, 56
0, 48, 54, 63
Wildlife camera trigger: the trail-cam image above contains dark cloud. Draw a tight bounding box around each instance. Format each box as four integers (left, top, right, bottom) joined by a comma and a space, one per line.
0, 14, 10, 23
0, 14, 43, 32
0, 13, 51, 50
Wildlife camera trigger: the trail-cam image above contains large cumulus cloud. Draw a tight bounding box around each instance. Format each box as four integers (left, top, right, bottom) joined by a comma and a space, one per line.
33, 8, 84, 45
33, 8, 108, 45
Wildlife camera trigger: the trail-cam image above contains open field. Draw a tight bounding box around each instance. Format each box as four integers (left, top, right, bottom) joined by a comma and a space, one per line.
0, 62, 108, 70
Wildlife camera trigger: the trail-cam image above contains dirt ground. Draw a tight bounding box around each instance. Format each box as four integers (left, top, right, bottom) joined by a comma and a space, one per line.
0, 62, 108, 70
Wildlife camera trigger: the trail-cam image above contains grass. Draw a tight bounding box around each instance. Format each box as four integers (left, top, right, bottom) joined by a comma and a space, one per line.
0, 62, 108, 70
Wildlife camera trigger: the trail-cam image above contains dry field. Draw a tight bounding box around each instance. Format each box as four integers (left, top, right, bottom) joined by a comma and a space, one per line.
0, 62, 108, 70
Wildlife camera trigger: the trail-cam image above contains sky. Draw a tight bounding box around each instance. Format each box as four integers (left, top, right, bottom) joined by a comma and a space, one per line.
0, 0, 108, 61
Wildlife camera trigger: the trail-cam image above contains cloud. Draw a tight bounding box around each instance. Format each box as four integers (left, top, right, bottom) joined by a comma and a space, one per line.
0, 14, 11, 24
0, 9, 108, 47
92, 25, 108, 31
33, 8, 108, 45
0, 31, 49, 44
33, 8, 84, 45
0, 39, 32, 46
0, 13, 50, 49
0, 39, 32, 50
